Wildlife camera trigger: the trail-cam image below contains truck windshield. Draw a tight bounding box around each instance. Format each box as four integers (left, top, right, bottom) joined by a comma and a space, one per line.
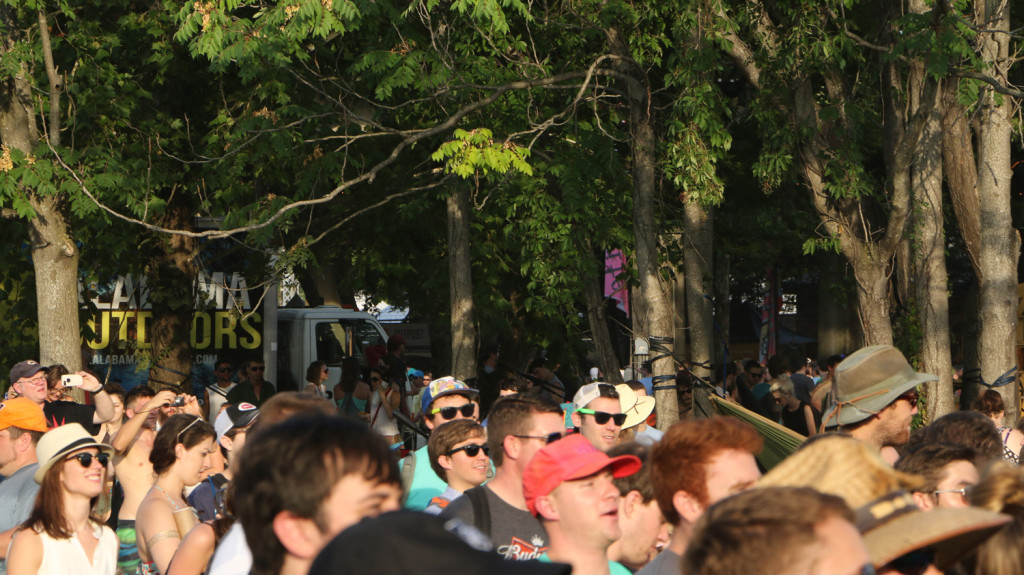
314, 320, 386, 366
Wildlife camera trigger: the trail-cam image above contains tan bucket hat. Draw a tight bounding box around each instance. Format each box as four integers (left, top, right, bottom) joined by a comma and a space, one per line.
758, 435, 1010, 568
615, 384, 655, 429
822, 345, 937, 427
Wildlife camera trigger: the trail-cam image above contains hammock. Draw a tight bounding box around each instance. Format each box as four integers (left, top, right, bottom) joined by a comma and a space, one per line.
709, 395, 805, 471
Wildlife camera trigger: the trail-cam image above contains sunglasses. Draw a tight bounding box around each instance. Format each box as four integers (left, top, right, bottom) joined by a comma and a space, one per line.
370, 376, 383, 383
430, 403, 475, 421
884, 549, 932, 575
513, 431, 567, 445
576, 408, 627, 426
447, 443, 489, 457
897, 389, 919, 406
251, 366, 266, 371
67, 452, 109, 468
216, 367, 233, 373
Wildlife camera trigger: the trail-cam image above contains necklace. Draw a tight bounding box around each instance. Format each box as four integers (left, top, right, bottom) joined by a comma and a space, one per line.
153, 484, 183, 510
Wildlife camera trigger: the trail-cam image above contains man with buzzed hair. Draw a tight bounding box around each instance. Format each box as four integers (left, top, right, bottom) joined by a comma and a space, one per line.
637, 417, 763, 575
682, 487, 871, 575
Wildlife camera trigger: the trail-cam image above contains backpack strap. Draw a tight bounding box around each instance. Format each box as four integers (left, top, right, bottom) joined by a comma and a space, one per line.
465, 485, 492, 539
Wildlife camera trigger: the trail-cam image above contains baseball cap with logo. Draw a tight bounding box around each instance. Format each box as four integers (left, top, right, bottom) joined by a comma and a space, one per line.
215, 402, 260, 443
572, 382, 616, 412
0, 397, 49, 433
420, 376, 479, 415
522, 433, 641, 516
9, 360, 46, 384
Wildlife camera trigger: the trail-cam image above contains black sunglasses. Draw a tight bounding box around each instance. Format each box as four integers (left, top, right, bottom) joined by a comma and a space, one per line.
430, 403, 475, 421
447, 443, 489, 457
67, 452, 109, 468
576, 408, 627, 426
216, 367, 233, 373
513, 431, 566, 445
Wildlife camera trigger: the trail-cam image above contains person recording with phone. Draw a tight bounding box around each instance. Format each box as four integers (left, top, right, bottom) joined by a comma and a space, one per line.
7, 361, 114, 435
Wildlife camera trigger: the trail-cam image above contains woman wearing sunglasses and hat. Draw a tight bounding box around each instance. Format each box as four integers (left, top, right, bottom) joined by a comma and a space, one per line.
135, 414, 216, 575
6, 423, 118, 575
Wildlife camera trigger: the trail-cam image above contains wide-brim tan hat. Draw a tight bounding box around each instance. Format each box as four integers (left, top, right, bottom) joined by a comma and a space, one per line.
34, 423, 114, 484
615, 384, 655, 429
856, 490, 1010, 568
759, 435, 922, 508
759, 435, 1009, 568
822, 345, 937, 427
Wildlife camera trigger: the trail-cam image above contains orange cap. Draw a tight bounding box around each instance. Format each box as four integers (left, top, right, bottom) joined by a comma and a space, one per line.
0, 397, 49, 432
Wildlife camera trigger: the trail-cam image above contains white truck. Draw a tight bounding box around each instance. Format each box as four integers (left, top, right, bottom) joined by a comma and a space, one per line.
274, 306, 389, 391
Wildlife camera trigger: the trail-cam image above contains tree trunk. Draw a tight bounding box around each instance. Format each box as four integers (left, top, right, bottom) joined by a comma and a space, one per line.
713, 251, 730, 365
908, 51, 954, 421
583, 252, 624, 384
447, 185, 477, 381
0, 14, 82, 372
607, 26, 678, 428
974, 0, 1020, 425
682, 200, 714, 382
147, 202, 196, 392
817, 253, 852, 357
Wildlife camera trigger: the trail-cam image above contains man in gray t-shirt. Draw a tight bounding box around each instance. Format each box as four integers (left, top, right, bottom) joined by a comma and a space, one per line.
439, 394, 566, 559
0, 392, 49, 574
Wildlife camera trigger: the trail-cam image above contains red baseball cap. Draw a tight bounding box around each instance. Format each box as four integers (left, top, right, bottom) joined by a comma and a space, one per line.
522, 433, 642, 516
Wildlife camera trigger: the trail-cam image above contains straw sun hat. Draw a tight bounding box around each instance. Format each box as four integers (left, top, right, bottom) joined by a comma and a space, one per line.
33, 423, 114, 484
759, 435, 1010, 569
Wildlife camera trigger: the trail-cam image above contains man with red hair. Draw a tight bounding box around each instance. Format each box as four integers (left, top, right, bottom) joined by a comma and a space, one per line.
636, 417, 763, 575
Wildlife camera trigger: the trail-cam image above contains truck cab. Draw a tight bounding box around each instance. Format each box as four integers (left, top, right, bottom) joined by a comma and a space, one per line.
276, 307, 389, 392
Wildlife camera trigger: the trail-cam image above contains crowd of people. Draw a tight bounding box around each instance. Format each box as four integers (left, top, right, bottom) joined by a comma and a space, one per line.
2, 343, 1024, 574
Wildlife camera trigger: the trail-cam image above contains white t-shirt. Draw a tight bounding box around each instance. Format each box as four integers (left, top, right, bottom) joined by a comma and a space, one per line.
206, 523, 252, 575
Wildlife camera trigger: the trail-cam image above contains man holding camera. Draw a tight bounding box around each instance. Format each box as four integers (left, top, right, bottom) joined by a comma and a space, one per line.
8, 360, 114, 434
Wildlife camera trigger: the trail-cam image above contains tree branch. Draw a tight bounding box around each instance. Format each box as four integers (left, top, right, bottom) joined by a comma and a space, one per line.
51, 57, 623, 240
37, 9, 60, 147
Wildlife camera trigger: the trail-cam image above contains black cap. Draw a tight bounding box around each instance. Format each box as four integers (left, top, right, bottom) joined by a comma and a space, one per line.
309, 511, 571, 575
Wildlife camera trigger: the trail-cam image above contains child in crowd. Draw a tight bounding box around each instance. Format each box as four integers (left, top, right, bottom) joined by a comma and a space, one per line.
424, 420, 489, 514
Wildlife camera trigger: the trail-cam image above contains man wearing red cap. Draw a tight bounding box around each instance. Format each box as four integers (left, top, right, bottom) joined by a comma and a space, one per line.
523, 434, 642, 575
0, 397, 49, 574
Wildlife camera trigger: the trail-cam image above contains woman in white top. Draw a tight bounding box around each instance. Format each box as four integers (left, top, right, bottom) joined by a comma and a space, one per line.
368, 366, 401, 446
7, 424, 118, 575
303, 360, 332, 400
